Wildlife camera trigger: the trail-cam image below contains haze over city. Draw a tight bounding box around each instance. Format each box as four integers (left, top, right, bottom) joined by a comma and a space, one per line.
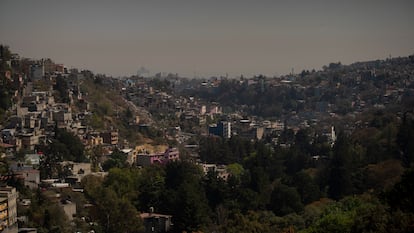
1, 0, 413, 77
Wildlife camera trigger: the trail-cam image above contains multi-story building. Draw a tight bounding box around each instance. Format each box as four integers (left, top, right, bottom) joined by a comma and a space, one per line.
53, 111, 72, 127
100, 131, 118, 146
43, 58, 64, 74
30, 63, 44, 80
86, 132, 104, 147
140, 211, 173, 233
137, 148, 179, 167
209, 121, 231, 138
14, 168, 40, 190
0, 187, 18, 232
201, 164, 230, 181
61, 161, 92, 184
20, 133, 40, 151
0, 197, 8, 231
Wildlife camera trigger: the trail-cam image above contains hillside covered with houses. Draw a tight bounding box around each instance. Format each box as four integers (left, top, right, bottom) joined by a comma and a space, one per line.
0, 45, 413, 233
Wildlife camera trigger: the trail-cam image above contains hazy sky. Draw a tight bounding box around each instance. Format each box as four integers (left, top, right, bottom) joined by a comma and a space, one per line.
1, 0, 413, 77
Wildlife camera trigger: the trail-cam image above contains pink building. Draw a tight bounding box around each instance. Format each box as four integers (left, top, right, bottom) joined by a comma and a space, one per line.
137, 148, 179, 167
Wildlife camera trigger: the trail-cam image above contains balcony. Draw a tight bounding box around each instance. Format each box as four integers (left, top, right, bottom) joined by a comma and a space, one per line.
0, 203, 7, 212
0, 210, 8, 220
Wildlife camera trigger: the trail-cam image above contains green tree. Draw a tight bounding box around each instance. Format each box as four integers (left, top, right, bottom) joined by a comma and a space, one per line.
162, 161, 211, 232
104, 168, 139, 201
284, 147, 311, 175
292, 171, 321, 204
88, 113, 104, 129
40, 141, 65, 179
227, 163, 244, 183
88, 145, 104, 171
93, 187, 144, 233
397, 112, 414, 167
204, 170, 229, 210
351, 202, 388, 233
295, 128, 311, 152
328, 133, 353, 200
81, 174, 104, 199
102, 149, 128, 171
232, 187, 262, 211
386, 168, 414, 213
0, 45, 13, 115
54, 75, 70, 103
26, 191, 71, 233
269, 183, 304, 216
303, 210, 354, 233
0, 158, 9, 174
328, 166, 352, 200
55, 128, 85, 162
248, 167, 271, 208
219, 211, 285, 233
0, 86, 12, 111
137, 165, 166, 211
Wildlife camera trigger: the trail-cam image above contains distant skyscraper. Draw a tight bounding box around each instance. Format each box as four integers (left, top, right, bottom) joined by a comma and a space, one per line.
137, 66, 150, 77
331, 126, 336, 144
200, 105, 206, 115
209, 121, 231, 138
